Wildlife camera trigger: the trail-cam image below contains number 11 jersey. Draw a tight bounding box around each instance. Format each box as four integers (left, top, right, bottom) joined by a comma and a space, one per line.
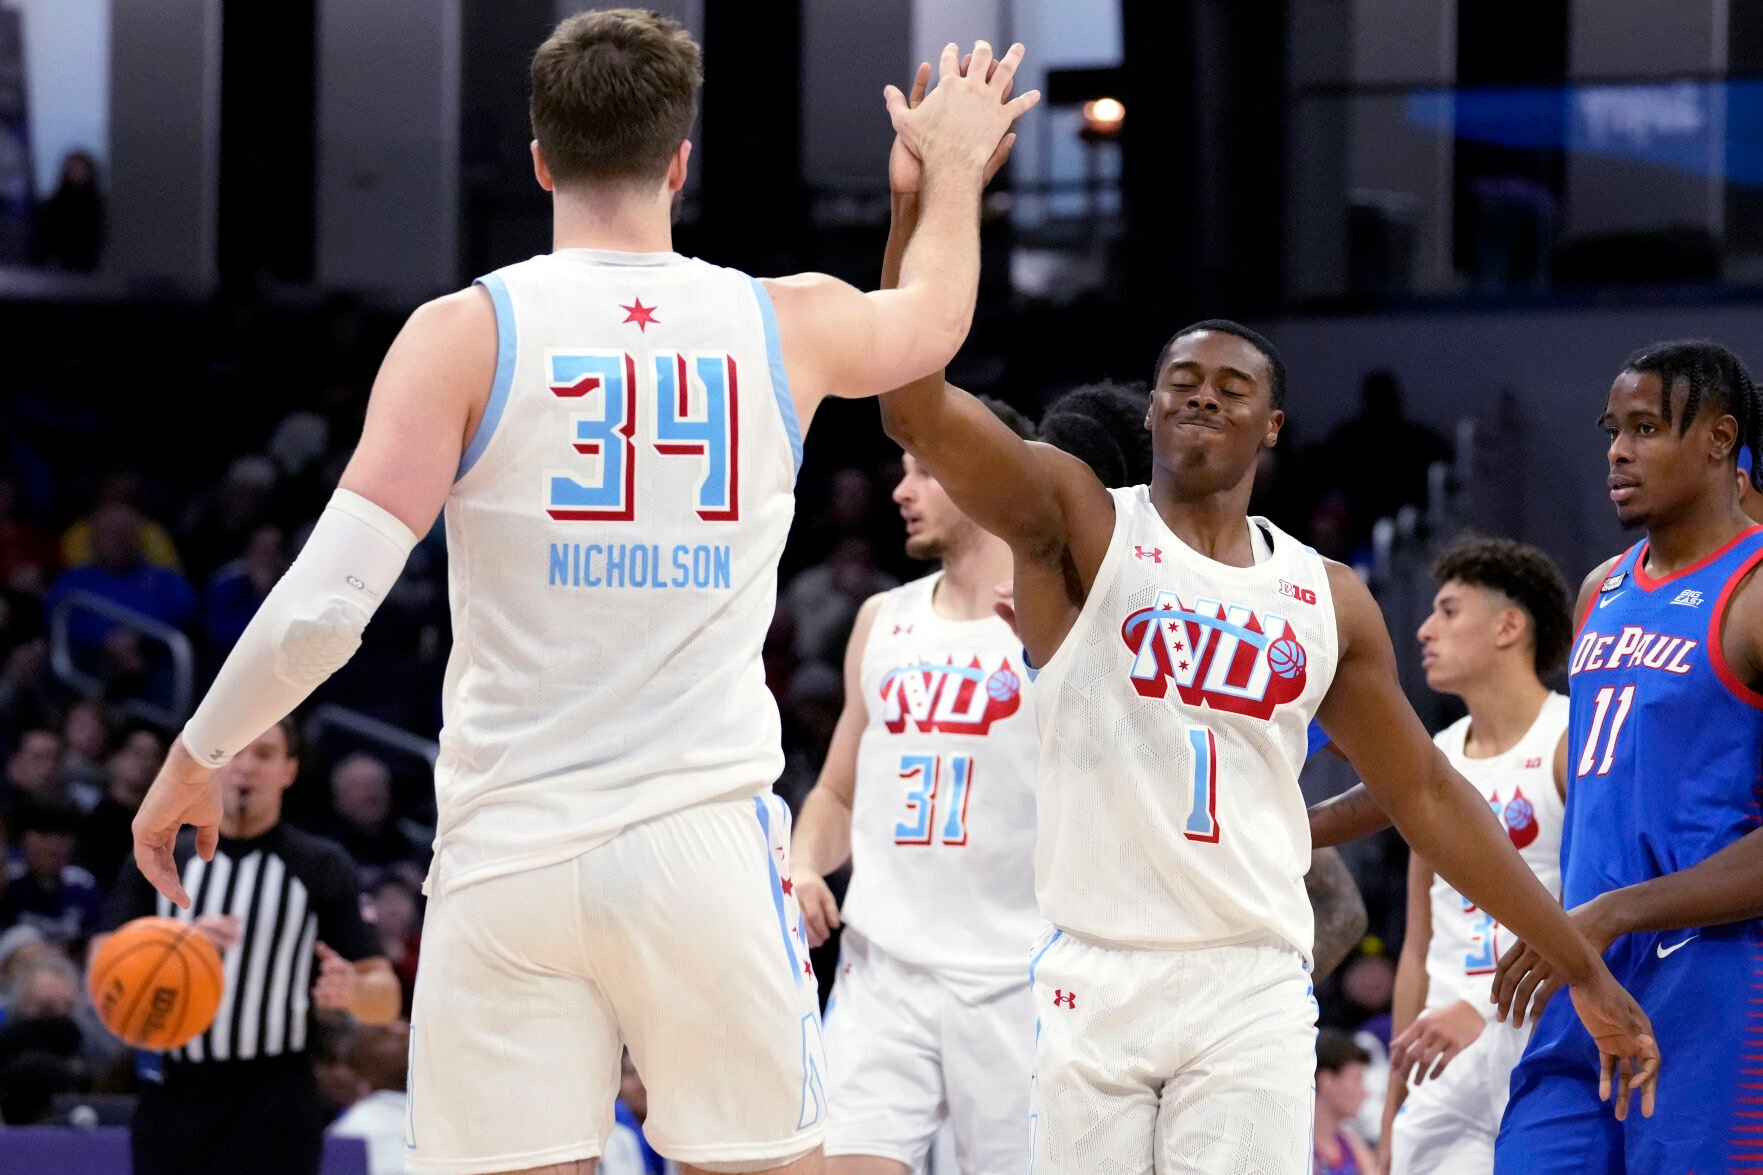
430, 249, 802, 892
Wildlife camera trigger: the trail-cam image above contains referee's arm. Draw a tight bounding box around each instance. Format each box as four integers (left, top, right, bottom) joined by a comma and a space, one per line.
312, 846, 401, 1026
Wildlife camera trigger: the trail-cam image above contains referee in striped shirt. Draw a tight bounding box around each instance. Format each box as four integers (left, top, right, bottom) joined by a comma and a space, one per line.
102, 716, 401, 1175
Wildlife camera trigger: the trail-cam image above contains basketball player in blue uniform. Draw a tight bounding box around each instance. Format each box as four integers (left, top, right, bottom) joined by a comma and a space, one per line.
1491, 340, 1763, 1172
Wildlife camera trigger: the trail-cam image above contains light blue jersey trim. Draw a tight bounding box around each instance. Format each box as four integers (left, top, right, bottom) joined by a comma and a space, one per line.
753, 797, 804, 986
1028, 928, 1062, 988
458, 273, 517, 481
748, 277, 803, 478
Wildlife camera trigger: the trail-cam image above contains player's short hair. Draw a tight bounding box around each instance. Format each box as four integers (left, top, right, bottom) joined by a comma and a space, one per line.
530, 8, 703, 188
1431, 536, 1572, 676
1153, 319, 1287, 410
976, 395, 1035, 441
1316, 1027, 1370, 1074
1038, 381, 1154, 487
1622, 339, 1761, 490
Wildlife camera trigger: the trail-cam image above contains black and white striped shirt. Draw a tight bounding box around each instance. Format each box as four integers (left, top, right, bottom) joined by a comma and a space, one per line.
105, 824, 380, 1064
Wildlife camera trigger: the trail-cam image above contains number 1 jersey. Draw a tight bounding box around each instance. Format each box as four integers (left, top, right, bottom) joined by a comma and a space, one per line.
1030, 486, 1339, 959
430, 249, 802, 891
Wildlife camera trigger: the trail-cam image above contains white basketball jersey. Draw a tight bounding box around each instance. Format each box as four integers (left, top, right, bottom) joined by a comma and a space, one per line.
1032, 486, 1339, 958
1422, 693, 1567, 1011
842, 574, 1040, 998
429, 249, 801, 890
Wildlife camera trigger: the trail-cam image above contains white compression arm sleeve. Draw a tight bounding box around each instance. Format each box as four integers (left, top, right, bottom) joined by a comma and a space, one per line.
180, 489, 419, 767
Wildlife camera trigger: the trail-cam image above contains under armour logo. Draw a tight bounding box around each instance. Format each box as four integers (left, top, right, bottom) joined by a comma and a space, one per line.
892, 624, 914, 636
1133, 546, 1163, 563
1052, 989, 1077, 1009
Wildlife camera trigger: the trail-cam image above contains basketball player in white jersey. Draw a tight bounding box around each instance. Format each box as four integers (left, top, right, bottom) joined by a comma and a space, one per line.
1379, 538, 1572, 1174
789, 397, 1041, 1175
128, 14, 1040, 1175
872, 87, 1656, 1172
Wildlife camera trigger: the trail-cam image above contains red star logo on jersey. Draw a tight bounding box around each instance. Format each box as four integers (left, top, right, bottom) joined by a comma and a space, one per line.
780, 877, 794, 896
620, 297, 660, 332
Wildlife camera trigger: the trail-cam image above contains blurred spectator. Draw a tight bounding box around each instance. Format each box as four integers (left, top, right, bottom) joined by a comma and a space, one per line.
47, 503, 196, 650
369, 876, 421, 1014
326, 1021, 411, 1175
59, 699, 111, 806
3, 728, 65, 809
784, 537, 896, 663
1333, 952, 1398, 1049
60, 475, 183, 572
77, 723, 163, 891
0, 470, 58, 595
784, 467, 886, 579
0, 800, 104, 945
204, 524, 289, 651
181, 456, 281, 580
0, 926, 52, 1001
1314, 1028, 1376, 1175
2, 951, 78, 1022
328, 753, 425, 871
1318, 372, 1451, 546
0, 631, 53, 736
36, 150, 104, 272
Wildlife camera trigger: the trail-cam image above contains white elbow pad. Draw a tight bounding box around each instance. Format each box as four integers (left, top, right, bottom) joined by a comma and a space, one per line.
181, 490, 418, 766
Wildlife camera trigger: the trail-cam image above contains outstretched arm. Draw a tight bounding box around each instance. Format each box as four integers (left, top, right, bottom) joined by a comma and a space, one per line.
764, 43, 1039, 420
1317, 561, 1659, 1118
132, 290, 491, 906
1308, 783, 1392, 848
1306, 847, 1367, 979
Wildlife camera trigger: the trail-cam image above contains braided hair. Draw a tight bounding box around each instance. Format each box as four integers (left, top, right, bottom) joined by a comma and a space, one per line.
1623, 339, 1762, 490
1038, 381, 1155, 488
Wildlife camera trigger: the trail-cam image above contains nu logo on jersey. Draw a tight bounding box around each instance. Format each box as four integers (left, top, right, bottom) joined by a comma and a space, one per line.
1119, 590, 1308, 720
1570, 625, 1698, 676
879, 656, 1022, 735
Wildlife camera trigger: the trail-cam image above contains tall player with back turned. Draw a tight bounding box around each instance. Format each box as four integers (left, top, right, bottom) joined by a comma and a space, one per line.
1491, 341, 1763, 1173
128, 13, 1040, 1175
875, 77, 1657, 1172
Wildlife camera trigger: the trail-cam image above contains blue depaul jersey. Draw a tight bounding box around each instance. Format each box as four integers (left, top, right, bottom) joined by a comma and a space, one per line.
1563, 526, 1763, 910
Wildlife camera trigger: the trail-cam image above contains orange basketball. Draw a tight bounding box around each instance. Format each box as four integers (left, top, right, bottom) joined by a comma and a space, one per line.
87, 916, 225, 1051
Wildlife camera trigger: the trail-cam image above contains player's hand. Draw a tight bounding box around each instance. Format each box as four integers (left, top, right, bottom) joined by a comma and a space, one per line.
888, 61, 1018, 195
885, 41, 1038, 181
794, 869, 841, 947
1566, 965, 1659, 1120
1492, 897, 1621, 1027
193, 915, 242, 951
1389, 999, 1484, 1085
993, 580, 1019, 637
311, 942, 358, 1012
132, 737, 222, 909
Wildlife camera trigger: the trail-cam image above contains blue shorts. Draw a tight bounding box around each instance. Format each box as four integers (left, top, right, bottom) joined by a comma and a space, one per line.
1495, 921, 1763, 1174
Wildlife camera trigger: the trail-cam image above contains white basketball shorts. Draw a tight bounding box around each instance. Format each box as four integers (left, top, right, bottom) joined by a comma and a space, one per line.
1390, 1014, 1531, 1175
1029, 927, 1318, 1175
821, 928, 1034, 1171
405, 794, 827, 1174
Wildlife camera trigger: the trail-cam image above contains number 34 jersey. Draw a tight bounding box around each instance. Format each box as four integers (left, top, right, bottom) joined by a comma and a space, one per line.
843, 574, 1042, 999
1031, 486, 1340, 960
431, 249, 802, 892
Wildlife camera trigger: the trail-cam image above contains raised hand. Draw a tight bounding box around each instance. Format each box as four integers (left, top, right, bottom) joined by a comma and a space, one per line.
889, 59, 1021, 196
885, 41, 1038, 185
132, 738, 222, 908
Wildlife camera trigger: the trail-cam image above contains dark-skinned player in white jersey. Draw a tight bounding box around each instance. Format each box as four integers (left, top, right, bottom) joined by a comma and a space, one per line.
873, 61, 1658, 1174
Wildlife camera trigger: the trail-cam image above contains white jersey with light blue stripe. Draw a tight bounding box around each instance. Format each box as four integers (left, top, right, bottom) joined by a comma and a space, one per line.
429, 248, 802, 891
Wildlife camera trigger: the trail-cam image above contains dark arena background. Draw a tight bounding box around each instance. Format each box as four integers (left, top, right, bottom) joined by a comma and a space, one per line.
0, 1, 1758, 1172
